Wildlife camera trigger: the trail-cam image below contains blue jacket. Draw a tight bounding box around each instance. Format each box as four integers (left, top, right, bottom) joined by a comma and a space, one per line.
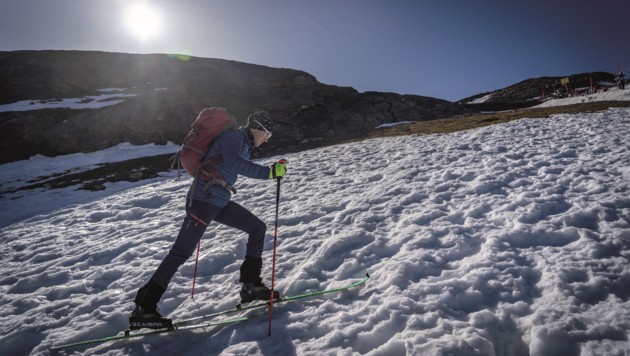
187, 128, 270, 207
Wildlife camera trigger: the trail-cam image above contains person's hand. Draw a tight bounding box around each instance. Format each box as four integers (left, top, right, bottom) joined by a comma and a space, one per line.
269, 159, 288, 179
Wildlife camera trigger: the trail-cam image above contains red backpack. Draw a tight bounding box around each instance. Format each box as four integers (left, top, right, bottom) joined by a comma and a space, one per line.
174, 107, 237, 191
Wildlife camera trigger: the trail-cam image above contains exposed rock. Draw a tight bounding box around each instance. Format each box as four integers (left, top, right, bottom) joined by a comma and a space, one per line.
0, 50, 467, 163
128, 171, 144, 181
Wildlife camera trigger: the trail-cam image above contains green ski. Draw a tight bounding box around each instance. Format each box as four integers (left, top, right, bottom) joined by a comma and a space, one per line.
50, 274, 370, 351
177, 273, 370, 327
50, 308, 268, 351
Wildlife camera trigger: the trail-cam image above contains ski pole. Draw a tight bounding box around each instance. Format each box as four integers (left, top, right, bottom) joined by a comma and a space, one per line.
191, 241, 201, 299
268, 159, 286, 336
188, 214, 208, 300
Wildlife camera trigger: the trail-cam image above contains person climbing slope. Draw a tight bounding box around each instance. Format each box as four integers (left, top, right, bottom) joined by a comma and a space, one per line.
130, 109, 287, 329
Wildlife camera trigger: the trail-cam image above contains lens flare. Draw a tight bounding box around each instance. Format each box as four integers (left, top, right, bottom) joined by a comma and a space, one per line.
123, 2, 162, 41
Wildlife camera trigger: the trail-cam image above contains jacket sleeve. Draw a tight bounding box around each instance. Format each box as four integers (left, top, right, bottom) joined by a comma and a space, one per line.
221, 130, 270, 179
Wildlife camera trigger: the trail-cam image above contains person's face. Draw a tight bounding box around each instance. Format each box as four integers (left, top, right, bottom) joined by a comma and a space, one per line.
251, 128, 269, 147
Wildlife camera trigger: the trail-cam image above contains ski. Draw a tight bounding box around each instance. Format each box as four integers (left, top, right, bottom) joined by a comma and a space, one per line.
50, 273, 370, 351
50, 308, 268, 351
279, 273, 370, 302
176, 273, 370, 327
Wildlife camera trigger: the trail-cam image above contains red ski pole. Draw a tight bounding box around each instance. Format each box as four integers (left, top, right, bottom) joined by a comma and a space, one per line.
191, 241, 201, 299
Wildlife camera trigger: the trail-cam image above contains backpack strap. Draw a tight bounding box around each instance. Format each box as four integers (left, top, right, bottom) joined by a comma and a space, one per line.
187, 166, 237, 207
169, 151, 182, 178
201, 177, 237, 195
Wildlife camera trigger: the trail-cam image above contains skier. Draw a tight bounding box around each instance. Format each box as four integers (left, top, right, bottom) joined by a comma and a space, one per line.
130, 111, 287, 328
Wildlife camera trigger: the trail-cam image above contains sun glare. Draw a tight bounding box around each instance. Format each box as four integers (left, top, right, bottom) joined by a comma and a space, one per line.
123, 2, 162, 41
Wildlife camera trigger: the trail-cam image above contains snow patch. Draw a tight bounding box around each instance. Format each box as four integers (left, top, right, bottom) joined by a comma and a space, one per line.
1, 108, 629, 355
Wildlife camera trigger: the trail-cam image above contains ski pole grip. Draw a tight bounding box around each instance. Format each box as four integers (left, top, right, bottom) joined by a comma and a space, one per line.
274, 159, 288, 180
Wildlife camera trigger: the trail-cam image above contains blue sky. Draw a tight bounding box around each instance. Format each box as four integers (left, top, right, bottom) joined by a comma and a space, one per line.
1, 0, 628, 101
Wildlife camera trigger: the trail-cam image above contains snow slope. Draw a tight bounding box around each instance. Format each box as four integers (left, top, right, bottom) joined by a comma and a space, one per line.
535, 87, 630, 108
1, 108, 629, 355
0, 142, 179, 228
467, 86, 630, 107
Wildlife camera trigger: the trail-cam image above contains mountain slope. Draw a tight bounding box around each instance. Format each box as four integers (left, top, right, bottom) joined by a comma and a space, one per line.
460, 72, 617, 110
0, 50, 466, 163
1, 108, 629, 355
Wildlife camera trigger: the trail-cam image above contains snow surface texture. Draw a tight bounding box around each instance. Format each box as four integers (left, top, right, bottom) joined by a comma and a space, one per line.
1, 108, 629, 355
0, 142, 179, 228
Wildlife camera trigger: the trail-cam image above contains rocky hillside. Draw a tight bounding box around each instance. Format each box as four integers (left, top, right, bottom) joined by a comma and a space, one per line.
460, 72, 616, 111
0, 50, 466, 163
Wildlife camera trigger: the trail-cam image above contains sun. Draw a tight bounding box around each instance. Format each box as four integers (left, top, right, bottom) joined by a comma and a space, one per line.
123, 2, 162, 41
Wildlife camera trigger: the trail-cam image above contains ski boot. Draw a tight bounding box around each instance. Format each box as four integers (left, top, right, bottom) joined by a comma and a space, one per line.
129, 279, 172, 330
129, 305, 173, 330
240, 282, 280, 304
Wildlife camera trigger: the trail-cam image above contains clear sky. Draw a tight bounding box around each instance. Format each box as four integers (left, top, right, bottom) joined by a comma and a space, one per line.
1, 0, 628, 101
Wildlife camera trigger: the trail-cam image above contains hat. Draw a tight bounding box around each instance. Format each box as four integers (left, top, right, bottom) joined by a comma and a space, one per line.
246, 111, 273, 133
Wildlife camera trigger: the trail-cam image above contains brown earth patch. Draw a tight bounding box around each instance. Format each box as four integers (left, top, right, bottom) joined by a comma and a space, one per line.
359, 101, 630, 139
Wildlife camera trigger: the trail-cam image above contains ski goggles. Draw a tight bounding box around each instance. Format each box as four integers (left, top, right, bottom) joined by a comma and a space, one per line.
254, 119, 272, 139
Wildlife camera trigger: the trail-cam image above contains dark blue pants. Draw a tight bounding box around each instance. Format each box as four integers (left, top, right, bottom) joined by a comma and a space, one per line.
150, 200, 267, 289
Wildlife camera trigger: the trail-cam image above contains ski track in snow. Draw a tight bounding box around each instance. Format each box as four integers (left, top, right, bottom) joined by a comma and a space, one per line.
1, 108, 629, 355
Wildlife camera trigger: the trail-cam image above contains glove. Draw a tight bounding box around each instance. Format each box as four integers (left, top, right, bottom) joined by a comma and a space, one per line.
269, 159, 288, 179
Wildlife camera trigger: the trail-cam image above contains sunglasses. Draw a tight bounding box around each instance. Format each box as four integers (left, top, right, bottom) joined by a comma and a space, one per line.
254, 119, 272, 139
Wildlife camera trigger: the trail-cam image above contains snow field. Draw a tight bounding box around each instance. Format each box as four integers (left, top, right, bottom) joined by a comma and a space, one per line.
0, 108, 629, 355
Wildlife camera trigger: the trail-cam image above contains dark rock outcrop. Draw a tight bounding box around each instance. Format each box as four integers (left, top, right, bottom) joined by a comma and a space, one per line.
0, 50, 467, 163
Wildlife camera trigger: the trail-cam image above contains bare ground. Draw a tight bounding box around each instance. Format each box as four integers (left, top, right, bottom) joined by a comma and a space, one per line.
358, 101, 630, 140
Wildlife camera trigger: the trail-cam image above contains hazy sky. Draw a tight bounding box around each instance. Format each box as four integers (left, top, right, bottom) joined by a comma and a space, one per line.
1, 0, 628, 101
